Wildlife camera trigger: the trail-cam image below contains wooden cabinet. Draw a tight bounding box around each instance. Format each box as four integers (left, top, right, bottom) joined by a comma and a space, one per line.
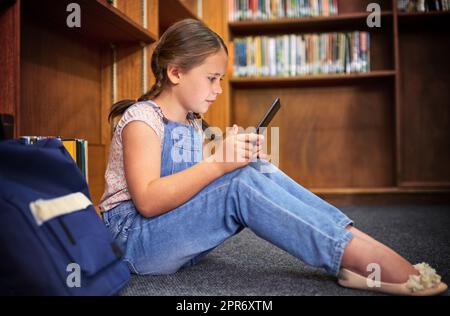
0, 0, 197, 206
202, 0, 450, 204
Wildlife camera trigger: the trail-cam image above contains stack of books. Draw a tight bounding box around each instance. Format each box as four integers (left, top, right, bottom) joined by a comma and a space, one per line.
232, 32, 370, 77
19, 136, 89, 182
397, 0, 450, 12
229, 0, 339, 21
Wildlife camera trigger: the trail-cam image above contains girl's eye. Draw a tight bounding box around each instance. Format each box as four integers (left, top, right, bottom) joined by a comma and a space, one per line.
208, 77, 216, 82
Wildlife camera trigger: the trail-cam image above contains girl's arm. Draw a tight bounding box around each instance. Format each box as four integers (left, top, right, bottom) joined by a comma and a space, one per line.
123, 121, 263, 218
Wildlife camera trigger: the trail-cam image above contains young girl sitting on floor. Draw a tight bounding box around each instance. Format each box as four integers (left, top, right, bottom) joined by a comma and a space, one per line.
99, 19, 447, 296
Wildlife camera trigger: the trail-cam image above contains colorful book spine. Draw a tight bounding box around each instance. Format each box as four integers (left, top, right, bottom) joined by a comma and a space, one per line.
232, 31, 371, 77
229, 0, 339, 21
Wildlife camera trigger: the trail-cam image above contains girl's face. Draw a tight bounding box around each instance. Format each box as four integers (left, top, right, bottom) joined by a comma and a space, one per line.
176, 48, 228, 114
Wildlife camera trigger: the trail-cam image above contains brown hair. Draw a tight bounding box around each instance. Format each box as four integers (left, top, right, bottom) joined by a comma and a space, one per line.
108, 18, 227, 129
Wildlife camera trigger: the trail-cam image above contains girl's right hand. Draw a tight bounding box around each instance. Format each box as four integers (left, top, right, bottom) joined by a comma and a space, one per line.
210, 124, 265, 174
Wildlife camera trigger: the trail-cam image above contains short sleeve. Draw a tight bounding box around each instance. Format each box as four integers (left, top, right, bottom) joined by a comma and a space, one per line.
115, 103, 164, 144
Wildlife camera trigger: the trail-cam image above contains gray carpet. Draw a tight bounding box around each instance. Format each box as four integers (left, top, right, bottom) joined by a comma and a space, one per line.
120, 204, 450, 296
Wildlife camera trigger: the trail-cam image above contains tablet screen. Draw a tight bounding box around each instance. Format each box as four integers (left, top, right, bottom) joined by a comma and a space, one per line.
256, 97, 281, 134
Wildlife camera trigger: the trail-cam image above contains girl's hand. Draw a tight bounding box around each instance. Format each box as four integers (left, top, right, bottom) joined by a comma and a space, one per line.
210, 124, 266, 174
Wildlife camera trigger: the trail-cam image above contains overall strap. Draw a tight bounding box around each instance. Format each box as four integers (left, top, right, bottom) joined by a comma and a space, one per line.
144, 100, 169, 125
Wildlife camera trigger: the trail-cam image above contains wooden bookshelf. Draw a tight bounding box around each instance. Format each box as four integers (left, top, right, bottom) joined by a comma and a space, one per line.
397, 10, 450, 18
22, 0, 157, 44
215, 0, 450, 204
0, 0, 197, 206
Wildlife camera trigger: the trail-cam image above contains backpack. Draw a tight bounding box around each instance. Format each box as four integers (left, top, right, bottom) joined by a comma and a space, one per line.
0, 138, 130, 295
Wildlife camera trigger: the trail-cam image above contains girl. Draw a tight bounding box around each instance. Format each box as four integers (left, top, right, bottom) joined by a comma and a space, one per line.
100, 19, 447, 296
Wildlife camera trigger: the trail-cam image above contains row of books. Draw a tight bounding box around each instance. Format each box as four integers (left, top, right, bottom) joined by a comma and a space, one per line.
397, 0, 450, 11
232, 32, 370, 78
20, 136, 89, 182
228, 0, 338, 21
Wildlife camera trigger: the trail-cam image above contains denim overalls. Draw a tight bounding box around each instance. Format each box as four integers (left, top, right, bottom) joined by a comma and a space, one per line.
103, 101, 354, 276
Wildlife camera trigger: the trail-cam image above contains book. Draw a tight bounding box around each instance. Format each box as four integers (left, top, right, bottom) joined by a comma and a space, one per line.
228, 0, 339, 21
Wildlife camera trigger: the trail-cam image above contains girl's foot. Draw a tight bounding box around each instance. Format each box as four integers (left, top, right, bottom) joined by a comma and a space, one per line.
338, 263, 448, 296
340, 227, 447, 295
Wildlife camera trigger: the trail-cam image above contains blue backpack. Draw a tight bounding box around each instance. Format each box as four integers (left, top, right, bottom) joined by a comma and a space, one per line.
0, 138, 130, 295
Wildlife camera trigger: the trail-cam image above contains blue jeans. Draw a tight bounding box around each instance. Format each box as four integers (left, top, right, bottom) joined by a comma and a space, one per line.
103, 159, 353, 277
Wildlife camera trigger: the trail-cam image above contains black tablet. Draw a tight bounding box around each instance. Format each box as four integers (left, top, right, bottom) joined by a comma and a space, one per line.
256, 97, 281, 134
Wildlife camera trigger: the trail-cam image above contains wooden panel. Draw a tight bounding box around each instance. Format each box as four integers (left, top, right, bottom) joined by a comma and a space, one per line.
159, 0, 198, 35
232, 82, 395, 188
398, 11, 450, 25
399, 30, 450, 186
117, 0, 142, 26
100, 46, 113, 151
0, 1, 20, 132
370, 25, 394, 71
202, 0, 230, 131
393, 1, 401, 187
116, 45, 143, 101
147, 0, 159, 36
179, 0, 198, 16
147, 1, 158, 92
20, 19, 101, 144
88, 144, 106, 206
147, 43, 158, 93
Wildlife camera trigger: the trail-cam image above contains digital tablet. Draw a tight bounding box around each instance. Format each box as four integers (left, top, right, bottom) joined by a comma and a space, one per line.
256, 97, 281, 134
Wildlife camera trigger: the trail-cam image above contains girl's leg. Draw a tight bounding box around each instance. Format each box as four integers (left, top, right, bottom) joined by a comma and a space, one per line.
121, 165, 353, 276
249, 159, 420, 282
249, 159, 350, 228
342, 226, 419, 283
115, 164, 418, 283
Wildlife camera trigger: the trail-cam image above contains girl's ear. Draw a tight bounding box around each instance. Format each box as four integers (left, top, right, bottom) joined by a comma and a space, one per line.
167, 64, 181, 85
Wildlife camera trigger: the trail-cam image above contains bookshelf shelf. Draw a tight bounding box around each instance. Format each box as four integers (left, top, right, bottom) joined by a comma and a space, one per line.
22, 0, 157, 44
229, 11, 393, 36
397, 10, 450, 17
312, 187, 450, 205
159, 0, 199, 34
230, 71, 396, 88
397, 10, 450, 27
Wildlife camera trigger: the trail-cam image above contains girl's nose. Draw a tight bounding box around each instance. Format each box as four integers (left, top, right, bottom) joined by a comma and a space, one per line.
214, 81, 223, 95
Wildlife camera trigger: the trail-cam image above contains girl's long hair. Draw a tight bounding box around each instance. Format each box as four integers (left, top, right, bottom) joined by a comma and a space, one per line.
108, 19, 227, 132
